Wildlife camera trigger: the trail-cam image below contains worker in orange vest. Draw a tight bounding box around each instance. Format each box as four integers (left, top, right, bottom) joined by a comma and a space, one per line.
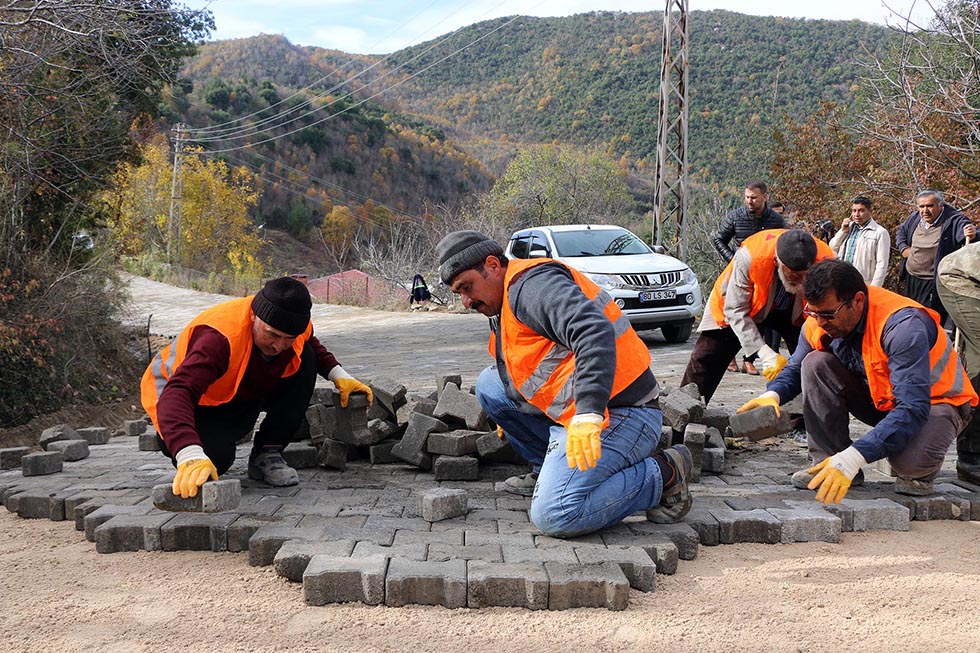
142, 277, 372, 498
682, 229, 835, 404
436, 230, 693, 537
740, 259, 978, 503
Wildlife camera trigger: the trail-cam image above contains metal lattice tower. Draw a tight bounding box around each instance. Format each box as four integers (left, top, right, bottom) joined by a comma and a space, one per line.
653, 0, 689, 259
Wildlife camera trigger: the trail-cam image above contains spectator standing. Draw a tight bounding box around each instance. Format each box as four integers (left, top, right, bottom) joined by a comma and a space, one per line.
828, 196, 891, 286
896, 190, 976, 325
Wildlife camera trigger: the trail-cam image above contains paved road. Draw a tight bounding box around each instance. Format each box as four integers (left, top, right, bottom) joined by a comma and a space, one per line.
120, 274, 766, 410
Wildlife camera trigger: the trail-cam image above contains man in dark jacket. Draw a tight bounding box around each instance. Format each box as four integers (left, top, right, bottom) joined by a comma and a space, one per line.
712, 180, 787, 374
896, 190, 976, 326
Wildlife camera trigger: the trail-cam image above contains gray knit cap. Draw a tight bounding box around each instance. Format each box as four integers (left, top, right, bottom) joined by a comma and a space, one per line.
436, 230, 504, 284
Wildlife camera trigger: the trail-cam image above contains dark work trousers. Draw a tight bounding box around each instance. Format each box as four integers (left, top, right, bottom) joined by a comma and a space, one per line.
904, 274, 949, 327
681, 307, 801, 405
800, 350, 970, 482
157, 343, 317, 474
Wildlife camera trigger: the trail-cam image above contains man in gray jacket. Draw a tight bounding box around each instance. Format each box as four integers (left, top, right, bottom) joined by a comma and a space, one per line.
828, 196, 890, 287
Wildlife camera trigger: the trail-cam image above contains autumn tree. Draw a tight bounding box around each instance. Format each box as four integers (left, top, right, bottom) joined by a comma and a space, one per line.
103, 136, 262, 280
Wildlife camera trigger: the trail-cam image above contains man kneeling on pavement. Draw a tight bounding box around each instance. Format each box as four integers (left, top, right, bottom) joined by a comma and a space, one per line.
141, 276, 373, 498
740, 259, 978, 503
436, 230, 693, 538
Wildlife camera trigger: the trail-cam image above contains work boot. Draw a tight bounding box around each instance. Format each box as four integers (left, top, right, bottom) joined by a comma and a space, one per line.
741, 360, 760, 376
956, 452, 980, 486
646, 444, 693, 524
792, 468, 864, 489
503, 472, 538, 497
894, 477, 933, 496
248, 449, 299, 487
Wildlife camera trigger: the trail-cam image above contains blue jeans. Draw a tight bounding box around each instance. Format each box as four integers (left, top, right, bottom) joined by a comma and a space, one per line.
476, 366, 665, 538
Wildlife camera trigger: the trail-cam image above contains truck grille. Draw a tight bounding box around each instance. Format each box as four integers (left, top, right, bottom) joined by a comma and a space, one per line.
619, 271, 683, 289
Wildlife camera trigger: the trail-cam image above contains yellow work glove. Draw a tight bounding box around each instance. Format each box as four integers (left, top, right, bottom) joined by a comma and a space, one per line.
756, 345, 788, 381
497, 425, 506, 440
806, 446, 866, 505
329, 366, 374, 407
737, 391, 781, 417
172, 448, 218, 499
566, 413, 604, 472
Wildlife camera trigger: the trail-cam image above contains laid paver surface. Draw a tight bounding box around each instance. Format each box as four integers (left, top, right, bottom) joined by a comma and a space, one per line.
2, 275, 977, 610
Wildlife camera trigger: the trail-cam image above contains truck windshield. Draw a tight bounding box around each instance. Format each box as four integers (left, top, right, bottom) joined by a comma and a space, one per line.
551, 229, 652, 257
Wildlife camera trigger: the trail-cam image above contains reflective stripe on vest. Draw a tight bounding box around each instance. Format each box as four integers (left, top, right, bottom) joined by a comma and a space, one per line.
803, 286, 978, 411
497, 258, 651, 428
709, 229, 835, 327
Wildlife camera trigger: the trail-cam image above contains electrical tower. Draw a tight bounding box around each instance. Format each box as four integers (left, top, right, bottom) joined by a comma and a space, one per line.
653, 0, 689, 259
167, 123, 184, 267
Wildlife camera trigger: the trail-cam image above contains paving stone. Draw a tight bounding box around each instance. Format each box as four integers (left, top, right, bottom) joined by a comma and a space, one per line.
700, 406, 733, 433
0, 447, 31, 470
702, 447, 726, 474
427, 542, 503, 562
575, 545, 657, 592
370, 376, 408, 417
660, 390, 704, 432
160, 512, 239, 551
602, 526, 681, 573
274, 539, 356, 581
151, 479, 242, 513
391, 412, 447, 469
369, 440, 399, 464
75, 427, 111, 445
465, 531, 535, 546
419, 488, 468, 522
502, 544, 577, 564
306, 404, 337, 444
227, 514, 300, 553
907, 494, 968, 521
427, 430, 482, 456
122, 419, 147, 436
73, 495, 147, 531
248, 524, 328, 566
392, 530, 463, 546
767, 506, 842, 543
367, 419, 401, 441
684, 423, 707, 483
352, 541, 427, 561
317, 439, 348, 470
39, 424, 80, 448
281, 443, 319, 469
303, 554, 388, 606
94, 513, 174, 553
727, 405, 792, 441
433, 455, 479, 481
331, 391, 383, 447
436, 374, 463, 395
10, 490, 68, 520
84, 504, 155, 541
467, 561, 549, 609
682, 507, 720, 546
709, 507, 781, 544
545, 562, 630, 611
22, 451, 63, 476
384, 558, 467, 608
830, 498, 910, 532
137, 434, 160, 451
475, 432, 523, 464
434, 383, 488, 431
396, 395, 437, 424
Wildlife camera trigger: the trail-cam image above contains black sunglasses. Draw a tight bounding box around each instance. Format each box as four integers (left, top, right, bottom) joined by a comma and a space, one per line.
802, 300, 849, 320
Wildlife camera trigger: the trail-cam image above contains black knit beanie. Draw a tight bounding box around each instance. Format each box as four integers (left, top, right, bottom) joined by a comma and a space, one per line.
775, 229, 818, 271
436, 230, 504, 284
250, 277, 312, 336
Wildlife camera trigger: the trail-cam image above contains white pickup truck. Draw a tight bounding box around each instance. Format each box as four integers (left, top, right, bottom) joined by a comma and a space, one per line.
504, 224, 702, 342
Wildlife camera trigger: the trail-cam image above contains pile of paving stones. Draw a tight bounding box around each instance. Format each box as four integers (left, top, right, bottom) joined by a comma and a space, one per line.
2, 379, 980, 611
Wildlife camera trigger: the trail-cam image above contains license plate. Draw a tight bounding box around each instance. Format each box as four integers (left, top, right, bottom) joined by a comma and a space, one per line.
639, 289, 676, 302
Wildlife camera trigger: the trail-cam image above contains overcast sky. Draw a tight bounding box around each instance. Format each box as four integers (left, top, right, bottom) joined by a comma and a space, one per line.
182, 0, 939, 54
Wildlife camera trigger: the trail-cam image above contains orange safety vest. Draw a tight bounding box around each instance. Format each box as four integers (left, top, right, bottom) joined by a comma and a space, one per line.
487, 258, 652, 429
140, 296, 312, 433
803, 286, 978, 411
708, 229, 835, 327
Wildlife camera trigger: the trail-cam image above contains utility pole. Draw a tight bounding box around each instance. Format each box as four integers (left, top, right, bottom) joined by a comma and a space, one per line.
167, 123, 184, 267
654, 0, 689, 259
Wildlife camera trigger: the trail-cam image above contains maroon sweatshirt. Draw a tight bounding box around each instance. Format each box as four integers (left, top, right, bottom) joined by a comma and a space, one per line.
156, 325, 340, 454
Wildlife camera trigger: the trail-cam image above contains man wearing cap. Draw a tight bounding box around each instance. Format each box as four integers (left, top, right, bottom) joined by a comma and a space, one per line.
681, 228, 835, 404
740, 259, 977, 503
435, 230, 694, 537
141, 276, 373, 498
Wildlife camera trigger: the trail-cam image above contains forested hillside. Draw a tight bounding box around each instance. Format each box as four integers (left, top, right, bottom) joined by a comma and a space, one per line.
172, 35, 494, 237
171, 10, 894, 237
382, 10, 894, 191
